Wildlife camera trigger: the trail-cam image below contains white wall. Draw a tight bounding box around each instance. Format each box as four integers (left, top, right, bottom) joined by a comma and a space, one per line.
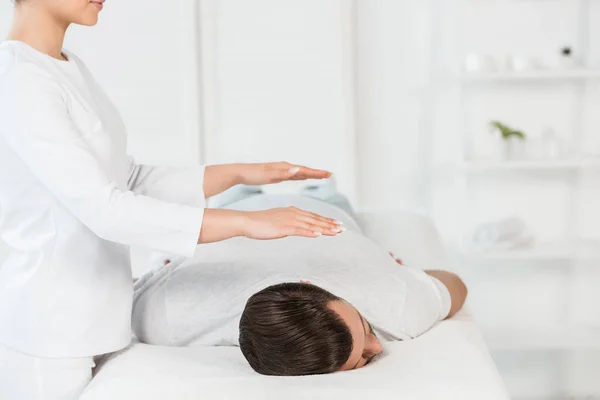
65, 0, 203, 167
355, 0, 435, 209
201, 0, 357, 200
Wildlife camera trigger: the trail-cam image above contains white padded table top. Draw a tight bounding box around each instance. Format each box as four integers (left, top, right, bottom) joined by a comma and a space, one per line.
82, 308, 508, 400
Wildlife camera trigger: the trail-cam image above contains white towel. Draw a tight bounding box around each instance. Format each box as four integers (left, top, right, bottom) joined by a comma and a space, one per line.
472, 217, 526, 246
471, 217, 534, 252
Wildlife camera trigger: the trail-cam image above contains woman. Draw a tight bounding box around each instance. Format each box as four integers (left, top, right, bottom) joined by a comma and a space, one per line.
0, 1, 343, 399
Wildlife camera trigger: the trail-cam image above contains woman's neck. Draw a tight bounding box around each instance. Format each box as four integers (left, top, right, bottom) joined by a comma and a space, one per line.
9, 5, 69, 61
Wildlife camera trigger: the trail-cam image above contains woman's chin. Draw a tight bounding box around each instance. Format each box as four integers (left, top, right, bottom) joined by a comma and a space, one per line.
76, 11, 100, 27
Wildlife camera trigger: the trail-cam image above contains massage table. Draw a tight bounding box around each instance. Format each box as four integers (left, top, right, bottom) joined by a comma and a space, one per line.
81, 210, 510, 400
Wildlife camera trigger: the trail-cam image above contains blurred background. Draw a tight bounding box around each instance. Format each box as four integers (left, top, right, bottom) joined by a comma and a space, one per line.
2, 0, 600, 398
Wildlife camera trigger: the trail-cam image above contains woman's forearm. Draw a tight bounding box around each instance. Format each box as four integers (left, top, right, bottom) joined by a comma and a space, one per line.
197, 209, 246, 244
197, 206, 343, 244
203, 164, 243, 199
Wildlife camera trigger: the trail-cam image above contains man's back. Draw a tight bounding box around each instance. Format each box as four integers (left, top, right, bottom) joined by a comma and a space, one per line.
132, 195, 450, 347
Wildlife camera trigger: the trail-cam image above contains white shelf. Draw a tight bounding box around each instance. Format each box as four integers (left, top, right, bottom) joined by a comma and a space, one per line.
514, 397, 598, 400
464, 158, 600, 172
467, 240, 600, 261
462, 69, 600, 82
485, 326, 600, 352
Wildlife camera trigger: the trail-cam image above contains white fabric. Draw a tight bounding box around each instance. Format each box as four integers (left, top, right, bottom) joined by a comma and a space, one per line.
0, 344, 94, 400
132, 195, 451, 346
82, 309, 510, 400
473, 217, 525, 243
471, 217, 533, 251
0, 40, 206, 358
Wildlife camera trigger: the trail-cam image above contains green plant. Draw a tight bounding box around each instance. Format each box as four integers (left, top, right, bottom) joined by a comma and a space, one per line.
489, 121, 526, 141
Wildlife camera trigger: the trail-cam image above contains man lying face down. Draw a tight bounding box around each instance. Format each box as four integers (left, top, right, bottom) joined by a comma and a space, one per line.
239, 270, 466, 376
132, 191, 467, 377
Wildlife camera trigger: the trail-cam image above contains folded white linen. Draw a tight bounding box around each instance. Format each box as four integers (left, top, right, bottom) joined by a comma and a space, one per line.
473, 217, 526, 245
471, 217, 534, 251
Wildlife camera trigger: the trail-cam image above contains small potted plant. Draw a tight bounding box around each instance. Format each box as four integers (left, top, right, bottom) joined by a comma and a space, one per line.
490, 121, 527, 160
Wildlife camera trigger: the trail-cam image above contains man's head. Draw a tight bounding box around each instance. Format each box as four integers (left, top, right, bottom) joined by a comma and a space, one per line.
239, 282, 382, 376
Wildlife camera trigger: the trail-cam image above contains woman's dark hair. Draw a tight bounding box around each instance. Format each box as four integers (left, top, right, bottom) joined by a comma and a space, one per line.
239, 283, 353, 376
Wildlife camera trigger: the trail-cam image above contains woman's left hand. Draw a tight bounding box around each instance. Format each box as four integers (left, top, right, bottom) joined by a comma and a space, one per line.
240, 162, 332, 186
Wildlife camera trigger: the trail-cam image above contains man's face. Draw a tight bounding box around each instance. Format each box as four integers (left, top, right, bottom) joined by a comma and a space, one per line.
328, 300, 383, 371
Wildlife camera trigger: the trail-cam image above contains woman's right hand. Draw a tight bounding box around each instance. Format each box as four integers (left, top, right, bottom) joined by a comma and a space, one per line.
242, 207, 344, 240
198, 208, 344, 244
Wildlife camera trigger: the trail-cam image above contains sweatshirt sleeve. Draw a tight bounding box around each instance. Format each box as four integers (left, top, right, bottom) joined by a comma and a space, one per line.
127, 159, 206, 208
0, 66, 203, 257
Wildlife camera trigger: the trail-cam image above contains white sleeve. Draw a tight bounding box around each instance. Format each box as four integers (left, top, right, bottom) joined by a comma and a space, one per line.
127, 161, 206, 264
429, 275, 452, 321
394, 267, 452, 339
0, 66, 203, 257
127, 159, 206, 208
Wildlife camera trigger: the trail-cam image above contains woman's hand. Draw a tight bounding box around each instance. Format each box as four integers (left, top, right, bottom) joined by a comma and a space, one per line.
242, 207, 343, 240
239, 162, 332, 186
198, 208, 344, 244
204, 162, 331, 199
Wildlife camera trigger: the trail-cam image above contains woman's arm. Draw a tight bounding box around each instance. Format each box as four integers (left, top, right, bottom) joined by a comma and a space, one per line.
198, 207, 343, 243
203, 164, 243, 199
127, 159, 206, 208
0, 67, 205, 257
0, 67, 341, 258
204, 162, 332, 199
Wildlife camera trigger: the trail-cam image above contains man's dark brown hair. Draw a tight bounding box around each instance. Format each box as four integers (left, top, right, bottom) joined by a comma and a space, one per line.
239, 282, 353, 376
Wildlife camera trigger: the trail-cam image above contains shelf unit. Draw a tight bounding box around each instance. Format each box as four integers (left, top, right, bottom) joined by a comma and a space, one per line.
467, 239, 600, 261
462, 68, 600, 82
485, 326, 600, 352
515, 398, 600, 400
463, 158, 600, 172
448, 1, 600, 398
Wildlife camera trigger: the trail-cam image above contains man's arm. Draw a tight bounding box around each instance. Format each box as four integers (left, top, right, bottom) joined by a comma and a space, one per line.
425, 270, 468, 319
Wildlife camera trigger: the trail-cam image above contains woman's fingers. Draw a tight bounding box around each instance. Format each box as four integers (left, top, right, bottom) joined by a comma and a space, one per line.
285, 165, 332, 181
296, 214, 343, 234
286, 207, 344, 237
294, 221, 340, 236
294, 209, 341, 227
244, 207, 346, 240
265, 163, 332, 184
291, 166, 331, 181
